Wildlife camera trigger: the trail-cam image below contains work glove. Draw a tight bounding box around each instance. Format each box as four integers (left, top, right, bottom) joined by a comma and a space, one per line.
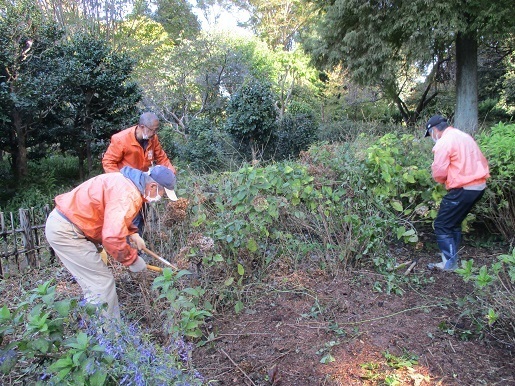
99, 249, 108, 265
129, 255, 147, 272
129, 233, 146, 251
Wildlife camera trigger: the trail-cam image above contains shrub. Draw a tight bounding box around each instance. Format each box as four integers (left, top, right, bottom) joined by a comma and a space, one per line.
0, 155, 82, 211
476, 122, 515, 243
0, 277, 203, 385
225, 78, 278, 161
456, 248, 515, 347
274, 110, 318, 160
178, 118, 229, 172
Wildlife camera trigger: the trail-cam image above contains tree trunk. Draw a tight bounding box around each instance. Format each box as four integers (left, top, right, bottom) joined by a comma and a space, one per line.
77, 146, 85, 181
455, 30, 478, 133
12, 111, 28, 181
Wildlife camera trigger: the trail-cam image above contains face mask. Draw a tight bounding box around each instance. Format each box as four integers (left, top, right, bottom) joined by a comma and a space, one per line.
145, 192, 162, 203
430, 130, 439, 143
141, 125, 156, 140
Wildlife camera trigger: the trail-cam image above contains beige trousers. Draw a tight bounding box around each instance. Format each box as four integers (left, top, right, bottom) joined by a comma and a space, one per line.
45, 209, 120, 319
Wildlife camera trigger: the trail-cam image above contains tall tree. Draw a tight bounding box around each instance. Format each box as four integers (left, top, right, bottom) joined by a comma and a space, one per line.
227, 0, 316, 51
152, 0, 201, 44
0, 0, 64, 180
54, 32, 141, 179
304, 0, 515, 131
34, 0, 133, 40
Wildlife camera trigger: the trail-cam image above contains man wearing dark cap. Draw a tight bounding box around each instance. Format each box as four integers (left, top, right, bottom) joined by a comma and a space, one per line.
45, 165, 177, 319
424, 115, 490, 271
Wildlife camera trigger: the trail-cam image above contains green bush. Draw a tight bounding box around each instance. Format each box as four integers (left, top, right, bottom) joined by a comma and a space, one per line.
456, 248, 515, 346
177, 118, 229, 172
225, 78, 278, 161
0, 155, 82, 211
0, 277, 203, 385
274, 110, 318, 160
317, 118, 401, 144
476, 122, 515, 243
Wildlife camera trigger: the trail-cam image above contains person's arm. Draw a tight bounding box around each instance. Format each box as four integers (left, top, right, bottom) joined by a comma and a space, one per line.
152, 136, 176, 174
102, 137, 123, 173
101, 195, 141, 265
431, 145, 450, 184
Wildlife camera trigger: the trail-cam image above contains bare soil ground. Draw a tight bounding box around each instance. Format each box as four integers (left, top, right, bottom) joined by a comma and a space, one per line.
3, 240, 514, 386
187, 243, 514, 386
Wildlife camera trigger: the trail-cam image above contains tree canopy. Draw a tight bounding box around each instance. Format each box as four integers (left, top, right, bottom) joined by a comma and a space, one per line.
303, 0, 515, 130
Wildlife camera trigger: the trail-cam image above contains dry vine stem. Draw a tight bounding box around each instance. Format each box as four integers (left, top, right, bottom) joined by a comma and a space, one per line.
220, 348, 257, 386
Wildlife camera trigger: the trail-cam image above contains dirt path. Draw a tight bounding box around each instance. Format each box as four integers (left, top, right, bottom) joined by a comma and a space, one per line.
191, 247, 515, 385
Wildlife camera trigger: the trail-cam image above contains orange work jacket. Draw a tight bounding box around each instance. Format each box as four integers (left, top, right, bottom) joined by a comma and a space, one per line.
431, 127, 490, 190
54, 173, 142, 265
102, 125, 174, 173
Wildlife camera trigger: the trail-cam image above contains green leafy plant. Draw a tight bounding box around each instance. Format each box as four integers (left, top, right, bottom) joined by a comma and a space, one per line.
476, 122, 515, 243
316, 340, 339, 364
383, 350, 418, 369
0, 278, 202, 385
152, 268, 212, 339
455, 248, 515, 345
48, 332, 111, 385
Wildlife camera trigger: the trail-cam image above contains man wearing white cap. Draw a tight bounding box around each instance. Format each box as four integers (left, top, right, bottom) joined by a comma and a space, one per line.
45, 165, 177, 319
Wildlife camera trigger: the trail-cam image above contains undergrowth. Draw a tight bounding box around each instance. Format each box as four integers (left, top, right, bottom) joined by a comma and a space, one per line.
0, 274, 202, 385
0, 122, 513, 383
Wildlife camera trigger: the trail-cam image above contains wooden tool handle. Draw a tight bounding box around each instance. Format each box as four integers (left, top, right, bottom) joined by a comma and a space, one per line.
142, 247, 178, 270
146, 264, 163, 273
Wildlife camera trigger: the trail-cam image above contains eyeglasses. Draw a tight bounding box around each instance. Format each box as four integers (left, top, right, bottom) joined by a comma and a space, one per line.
141, 124, 159, 133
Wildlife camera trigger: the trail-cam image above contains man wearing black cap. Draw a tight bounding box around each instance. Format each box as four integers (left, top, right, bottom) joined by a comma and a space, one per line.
424, 115, 490, 271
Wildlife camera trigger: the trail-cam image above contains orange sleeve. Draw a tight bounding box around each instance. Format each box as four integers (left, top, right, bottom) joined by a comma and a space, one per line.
102, 136, 124, 173
101, 190, 141, 265
152, 137, 176, 174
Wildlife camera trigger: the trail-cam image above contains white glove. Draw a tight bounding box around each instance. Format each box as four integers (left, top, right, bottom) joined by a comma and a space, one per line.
129, 256, 147, 272
129, 233, 146, 251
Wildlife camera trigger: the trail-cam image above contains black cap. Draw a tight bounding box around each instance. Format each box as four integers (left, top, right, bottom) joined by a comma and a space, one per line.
424, 115, 448, 137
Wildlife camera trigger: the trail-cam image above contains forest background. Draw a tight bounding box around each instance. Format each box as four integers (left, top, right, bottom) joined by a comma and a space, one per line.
0, 0, 514, 385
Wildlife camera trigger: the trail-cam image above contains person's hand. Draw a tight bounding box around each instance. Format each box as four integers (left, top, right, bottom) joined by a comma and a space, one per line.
129, 256, 147, 272
99, 249, 108, 265
129, 233, 146, 250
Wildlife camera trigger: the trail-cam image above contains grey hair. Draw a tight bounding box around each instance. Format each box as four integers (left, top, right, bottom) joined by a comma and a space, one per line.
139, 112, 159, 127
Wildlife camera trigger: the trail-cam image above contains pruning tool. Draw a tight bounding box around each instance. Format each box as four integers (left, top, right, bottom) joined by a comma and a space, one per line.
142, 246, 178, 271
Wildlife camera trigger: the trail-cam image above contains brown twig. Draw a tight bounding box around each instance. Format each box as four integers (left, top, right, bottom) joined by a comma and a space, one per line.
220, 348, 257, 386
404, 260, 418, 275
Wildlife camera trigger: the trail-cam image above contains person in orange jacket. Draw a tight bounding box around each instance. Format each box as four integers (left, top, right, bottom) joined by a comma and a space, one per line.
424, 115, 490, 271
102, 112, 177, 235
45, 165, 177, 319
